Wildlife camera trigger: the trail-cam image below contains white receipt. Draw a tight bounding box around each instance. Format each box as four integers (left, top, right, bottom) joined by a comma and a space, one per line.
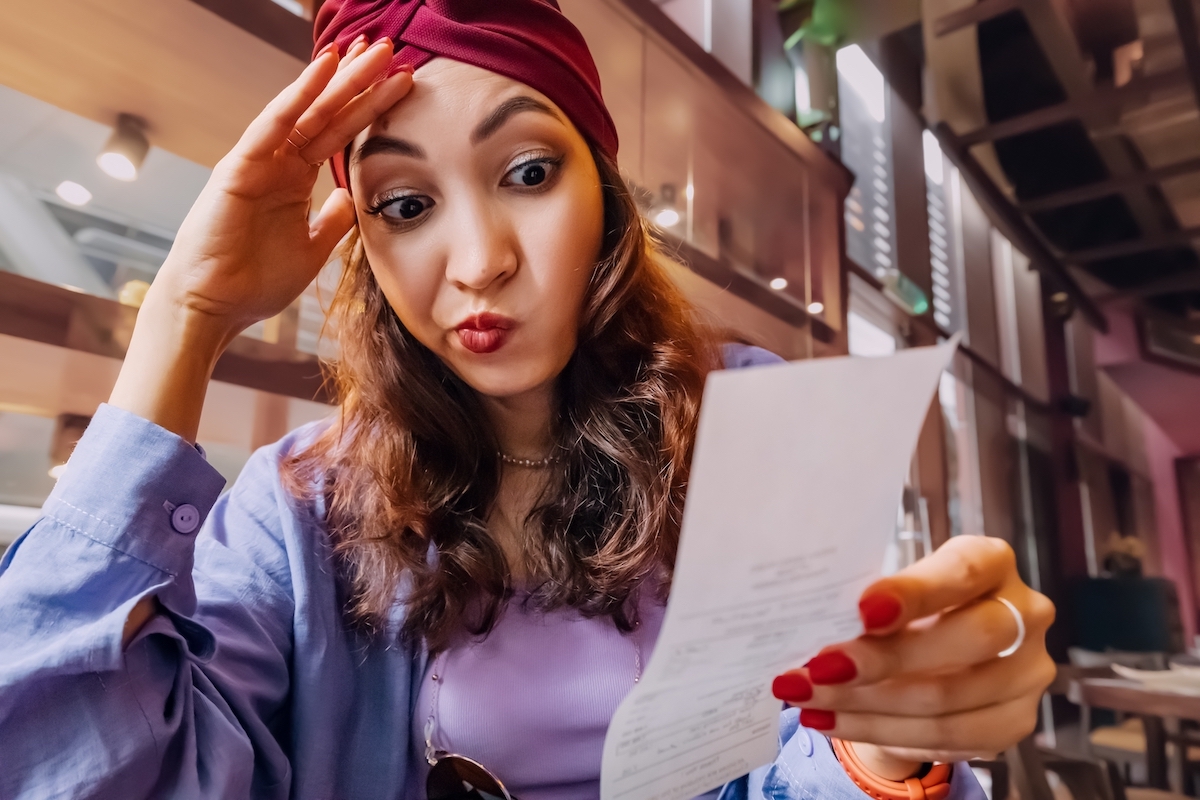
600, 339, 960, 800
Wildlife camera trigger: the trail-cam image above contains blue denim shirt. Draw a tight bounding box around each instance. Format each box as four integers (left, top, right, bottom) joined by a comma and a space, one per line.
0, 345, 986, 800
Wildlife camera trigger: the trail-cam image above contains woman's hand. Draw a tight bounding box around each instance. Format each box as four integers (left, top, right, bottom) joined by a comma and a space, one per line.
772, 535, 1056, 777
156, 36, 410, 334
109, 36, 413, 440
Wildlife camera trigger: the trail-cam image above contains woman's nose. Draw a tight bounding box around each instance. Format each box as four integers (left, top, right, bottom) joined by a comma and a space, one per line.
444, 201, 519, 292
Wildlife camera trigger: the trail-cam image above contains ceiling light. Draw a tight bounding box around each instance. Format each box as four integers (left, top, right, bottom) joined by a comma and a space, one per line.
769, 277, 789, 291
837, 45, 886, 123
55, 180, 92, 206
808, 301, 825, 314
654, 208, 680, 227
98, 114, 150, 182
922, 130, 944, 187
118, 279, 152, 308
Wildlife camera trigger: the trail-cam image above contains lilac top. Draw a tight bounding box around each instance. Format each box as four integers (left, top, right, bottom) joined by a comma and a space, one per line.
408, 592, 668, 799
0, 343, 987, 800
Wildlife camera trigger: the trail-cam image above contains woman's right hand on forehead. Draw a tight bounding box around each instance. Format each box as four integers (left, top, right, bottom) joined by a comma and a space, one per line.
107, 38, 413, 442
161, 36, 410, 335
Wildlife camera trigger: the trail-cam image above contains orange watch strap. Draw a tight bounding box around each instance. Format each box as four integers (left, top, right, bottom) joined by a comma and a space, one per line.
831, 738, 952, 800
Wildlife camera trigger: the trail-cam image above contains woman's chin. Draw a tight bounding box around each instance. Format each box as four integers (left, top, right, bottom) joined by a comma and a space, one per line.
449, 358, 559, 401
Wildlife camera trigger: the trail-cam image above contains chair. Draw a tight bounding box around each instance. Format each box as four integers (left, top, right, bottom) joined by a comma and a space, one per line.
1063, 650, 1175, 785
971, 735, 1190, 800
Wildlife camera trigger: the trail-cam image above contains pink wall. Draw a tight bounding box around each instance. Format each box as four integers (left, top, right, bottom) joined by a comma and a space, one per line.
1092, 304, 1197, 644
1143, 413, 1196, 644
1092, 305, 1140, 367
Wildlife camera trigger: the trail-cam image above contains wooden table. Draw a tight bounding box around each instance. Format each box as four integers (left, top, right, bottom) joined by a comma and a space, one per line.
1079, 678, 1200, 792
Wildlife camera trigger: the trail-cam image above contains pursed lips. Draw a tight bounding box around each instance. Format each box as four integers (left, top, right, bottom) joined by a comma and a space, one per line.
454, 312, 516, 354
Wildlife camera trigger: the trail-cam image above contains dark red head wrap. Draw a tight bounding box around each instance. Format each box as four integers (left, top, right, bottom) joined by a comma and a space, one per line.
313, 0, 619, 188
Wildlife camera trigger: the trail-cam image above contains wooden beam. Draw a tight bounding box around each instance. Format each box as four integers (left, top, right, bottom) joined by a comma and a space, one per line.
933, 0, 1021, 38
1019, 156, 1200, 213
1112, 269, 1200, 298
958, 67, 1190, 147
1168, 0, 1200, 110
188, 0, 313, 61
0, 271, 330, 402
1013, 0, 1176, 242
1068, 225, 1200, 264
933, 123, 1109, 332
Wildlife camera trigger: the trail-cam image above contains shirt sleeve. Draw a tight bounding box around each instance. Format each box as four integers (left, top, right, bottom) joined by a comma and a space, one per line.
717, 709, 988, 800
0, 403, 301, 799
721, 343, 786, 370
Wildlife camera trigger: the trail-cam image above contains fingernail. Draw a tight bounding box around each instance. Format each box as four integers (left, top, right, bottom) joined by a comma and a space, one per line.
800, 709, 836, 730
370, 37, 394, 51
772, 672, 813, 703
860, 593, 902, 630
393, 63, 414, 74
316, 42, 339, 59
807, 651, 857, 685
353, 33, 368, 47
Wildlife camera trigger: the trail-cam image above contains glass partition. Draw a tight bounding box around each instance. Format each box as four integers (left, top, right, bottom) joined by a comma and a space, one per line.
0, 83, 208, 300
0, 83, 331, 353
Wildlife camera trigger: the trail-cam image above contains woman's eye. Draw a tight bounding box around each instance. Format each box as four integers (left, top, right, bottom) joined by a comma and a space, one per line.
388, 196, 429, 219
369, 194, 433, 222
505, 158, 559, 189
513, 162, 547, 186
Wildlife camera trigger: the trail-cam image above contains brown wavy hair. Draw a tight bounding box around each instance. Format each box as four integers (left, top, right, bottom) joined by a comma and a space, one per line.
283, 151, 718, 652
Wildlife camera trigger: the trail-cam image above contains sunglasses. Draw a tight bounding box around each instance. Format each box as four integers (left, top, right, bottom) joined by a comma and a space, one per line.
426, 751, 519, 800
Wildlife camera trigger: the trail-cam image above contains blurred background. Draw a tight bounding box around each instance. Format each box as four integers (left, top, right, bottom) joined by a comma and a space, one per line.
4, 0, 1200, 792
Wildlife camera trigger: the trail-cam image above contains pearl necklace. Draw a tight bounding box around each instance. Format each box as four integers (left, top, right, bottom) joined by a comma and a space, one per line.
497, 451, 561, 469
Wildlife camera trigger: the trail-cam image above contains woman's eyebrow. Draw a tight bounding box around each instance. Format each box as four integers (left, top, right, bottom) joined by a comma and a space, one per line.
354, 136, 426, 166
471, 96, 562, 144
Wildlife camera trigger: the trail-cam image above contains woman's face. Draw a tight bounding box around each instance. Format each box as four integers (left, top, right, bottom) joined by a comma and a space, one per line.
350, 59, 606, 400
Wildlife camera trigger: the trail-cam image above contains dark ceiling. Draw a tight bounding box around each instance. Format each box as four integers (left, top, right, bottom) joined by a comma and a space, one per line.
977, 5, 1200, 317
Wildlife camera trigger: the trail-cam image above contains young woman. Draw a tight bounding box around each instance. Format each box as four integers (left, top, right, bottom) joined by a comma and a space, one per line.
0, 1, 1056, 798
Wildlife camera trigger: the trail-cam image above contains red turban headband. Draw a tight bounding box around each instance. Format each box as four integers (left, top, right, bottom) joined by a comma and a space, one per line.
313, 0, 619, 188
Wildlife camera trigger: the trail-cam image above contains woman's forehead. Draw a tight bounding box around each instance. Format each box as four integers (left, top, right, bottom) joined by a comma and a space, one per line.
366, 59, 561, 138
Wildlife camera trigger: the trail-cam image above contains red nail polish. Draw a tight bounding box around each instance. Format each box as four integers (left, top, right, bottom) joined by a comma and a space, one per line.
860, 593, 902, 630
807, 651, 857, 685
800, 708, 836, 730
772, 673, 813, 703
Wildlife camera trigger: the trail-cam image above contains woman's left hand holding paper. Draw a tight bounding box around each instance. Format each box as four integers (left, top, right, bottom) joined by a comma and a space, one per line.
772, 535, 1057, 778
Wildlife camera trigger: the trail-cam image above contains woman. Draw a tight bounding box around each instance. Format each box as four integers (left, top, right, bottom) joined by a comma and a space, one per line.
0, 1, 1056, 798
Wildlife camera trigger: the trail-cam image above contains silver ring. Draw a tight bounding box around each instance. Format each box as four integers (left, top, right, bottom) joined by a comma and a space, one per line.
286, 128, 312, 149
994, 596, 1026, 658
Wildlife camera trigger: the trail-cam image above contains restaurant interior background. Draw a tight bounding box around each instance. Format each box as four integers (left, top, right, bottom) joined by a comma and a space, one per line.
4, 0, 1200, 794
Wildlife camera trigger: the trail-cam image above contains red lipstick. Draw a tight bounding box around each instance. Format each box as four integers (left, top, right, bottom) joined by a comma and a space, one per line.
455, 312, 515, 354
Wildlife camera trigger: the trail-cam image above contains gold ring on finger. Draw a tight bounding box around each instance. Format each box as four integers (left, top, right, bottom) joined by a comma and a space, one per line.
287, 128, 312, 149
992, 596, 1026, 658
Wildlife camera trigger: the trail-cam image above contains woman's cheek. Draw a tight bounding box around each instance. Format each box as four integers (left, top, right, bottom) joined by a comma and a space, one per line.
368, 248, 443, 344
530, 188, 601, 298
